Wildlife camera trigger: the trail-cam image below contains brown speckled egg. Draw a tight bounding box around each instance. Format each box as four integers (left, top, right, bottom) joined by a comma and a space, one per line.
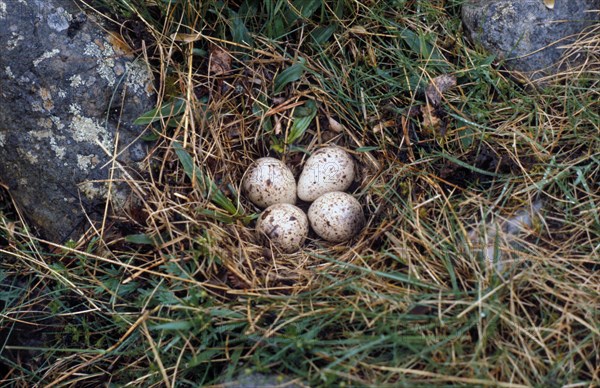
243, 157, 296, 208
308, 192, 365, 243
256, 204, 309, 253
297, 147, 355, 202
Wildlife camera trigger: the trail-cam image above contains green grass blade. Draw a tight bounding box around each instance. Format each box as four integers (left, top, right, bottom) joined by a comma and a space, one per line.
134, 99, 186, 125
274, 59, 306, 94
287, 99, 317, 144
173, 142, 240, 216
124, 234, 157, 246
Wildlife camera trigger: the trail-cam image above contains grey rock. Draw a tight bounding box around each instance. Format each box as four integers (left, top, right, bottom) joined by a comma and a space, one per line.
0, 0, 154, 241
462, 0, 599, 76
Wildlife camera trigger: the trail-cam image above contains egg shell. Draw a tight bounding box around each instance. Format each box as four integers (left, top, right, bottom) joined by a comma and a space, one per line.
243, 157, 296, 208
308, 192, 365, 243
256, 204, 309, 253
297, 147, 355, 202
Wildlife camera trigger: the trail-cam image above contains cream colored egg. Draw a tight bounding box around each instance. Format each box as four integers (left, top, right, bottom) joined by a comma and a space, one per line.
297, 147, 355, 202
243, 157, 296, 208
256, 204, 309, 253
308, 192, 365, 243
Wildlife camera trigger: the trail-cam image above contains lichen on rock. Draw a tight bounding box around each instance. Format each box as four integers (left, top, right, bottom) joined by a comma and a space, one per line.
0, 0, 155, 242
6, 32, 24, 50
462, 0, 600, 78
83, 40, 119, 86
47, 7, 72, 32
68, 103, 114, 153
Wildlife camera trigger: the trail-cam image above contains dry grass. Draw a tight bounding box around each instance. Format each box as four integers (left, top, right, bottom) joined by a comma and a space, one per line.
1, 1, 598, 386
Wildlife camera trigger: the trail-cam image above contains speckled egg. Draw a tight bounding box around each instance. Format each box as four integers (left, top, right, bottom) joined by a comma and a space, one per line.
297, 147, 355, 202
243, 157, 296, 208
308, 192, 365, 243
256, 204, 309, 253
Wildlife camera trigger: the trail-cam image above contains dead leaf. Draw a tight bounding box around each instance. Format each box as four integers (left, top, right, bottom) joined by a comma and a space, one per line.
171, 32, 201, 43
543, 0, 554, 10
421, 104, 441, 132
349, 26, 368, 35
367, 45, 377, 67
273, 117, 283, 135
226, 270, 251, 289
372, 120, 396, 134
5, 221, 16, 240
328, 116, 344, 133
106, 31, 134, 55
425, 74, 457, 106
209, 45, 231, 76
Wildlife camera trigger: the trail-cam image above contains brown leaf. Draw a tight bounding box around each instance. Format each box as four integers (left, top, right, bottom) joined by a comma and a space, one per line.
209, 45, 231, 76
106, 31, 134, 55
425, 74, 457, 106
226, 271, 249, 289
421, 103, 441, 134
328, 116, 344, 133
273, 117, 283, 135
171, 32, 201, 43
348, 26, 368, 35
372, 120, 396, 134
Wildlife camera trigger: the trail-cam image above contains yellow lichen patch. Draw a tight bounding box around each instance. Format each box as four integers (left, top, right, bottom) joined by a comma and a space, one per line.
4, 66, 14, 78
68, 104, 114, 152
49, 136, 66, 160
50, 116, 65, 130
78, 181, 108, 200
77, 154, 99, 171
69, 75, 84, 88
7, 32, 23, 50
83, 41, 117, 86
33, 49, 60, 67
125, 60, 154, 95
20, 149, 39, 164
29, 129, 53, 139
39, 87, 54, 111
77, 180, 128, 210
37, 118, 54, 130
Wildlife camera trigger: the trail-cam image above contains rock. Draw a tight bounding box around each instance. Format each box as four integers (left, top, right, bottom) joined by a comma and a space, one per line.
0, 0, 154, 242
462, 0, 599, 77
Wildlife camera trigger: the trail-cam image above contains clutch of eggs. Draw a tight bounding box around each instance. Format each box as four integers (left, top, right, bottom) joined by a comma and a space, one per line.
244, 147, 364, 253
